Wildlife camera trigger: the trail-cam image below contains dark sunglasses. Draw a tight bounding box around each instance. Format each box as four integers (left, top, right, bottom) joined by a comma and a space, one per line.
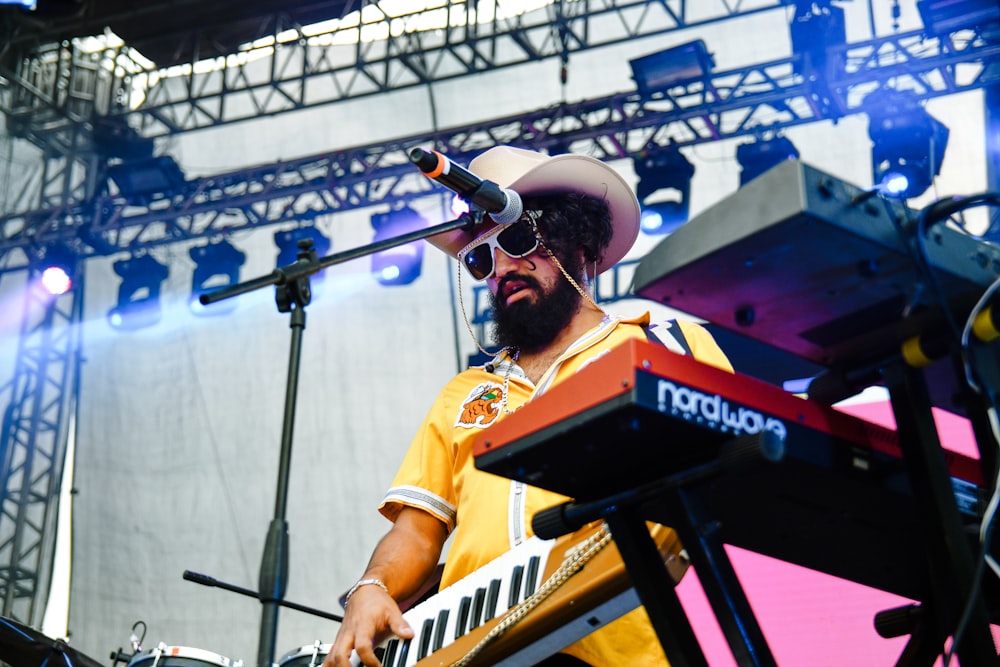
456, 212, 542, 281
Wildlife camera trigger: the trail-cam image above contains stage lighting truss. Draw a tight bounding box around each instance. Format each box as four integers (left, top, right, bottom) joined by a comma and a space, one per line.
634, 146, 695, 235
188, 239, 246, 315
629, 39, 715, 97
107, 253, 170, 331
866, 91, 950, 200
736, 133, 801, 186
370, 206, 428, 286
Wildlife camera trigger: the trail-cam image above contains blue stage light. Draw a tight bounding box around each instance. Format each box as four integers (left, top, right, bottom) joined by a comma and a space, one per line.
371, 206, 427, 286
634, 146, 695, 235
107, 254, 170, 331
866, 90, 950, 200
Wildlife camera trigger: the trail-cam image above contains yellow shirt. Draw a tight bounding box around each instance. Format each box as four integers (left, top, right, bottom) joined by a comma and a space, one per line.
380, 314, 732, 666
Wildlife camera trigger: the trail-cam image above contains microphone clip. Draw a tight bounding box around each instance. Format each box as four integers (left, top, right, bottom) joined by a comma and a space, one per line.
455, 209, 490, 232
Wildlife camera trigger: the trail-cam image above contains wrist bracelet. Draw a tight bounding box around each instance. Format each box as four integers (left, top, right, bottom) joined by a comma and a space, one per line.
345, 578, 389, 604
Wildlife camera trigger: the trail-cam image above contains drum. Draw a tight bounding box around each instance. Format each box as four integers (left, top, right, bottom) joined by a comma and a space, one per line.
127, 645, 242, 667
278, 642, 330, 667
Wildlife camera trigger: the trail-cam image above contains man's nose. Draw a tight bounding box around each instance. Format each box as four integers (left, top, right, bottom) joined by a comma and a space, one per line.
492, 246, 520, 278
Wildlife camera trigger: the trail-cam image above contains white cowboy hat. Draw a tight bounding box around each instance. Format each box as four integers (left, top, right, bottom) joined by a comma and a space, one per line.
425, 146, 640, 276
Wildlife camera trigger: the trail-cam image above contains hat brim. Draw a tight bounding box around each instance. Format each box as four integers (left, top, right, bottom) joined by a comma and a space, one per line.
425, 150, 639, 276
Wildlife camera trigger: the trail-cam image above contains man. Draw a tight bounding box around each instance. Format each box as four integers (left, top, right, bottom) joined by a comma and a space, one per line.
328, 146, 732, 667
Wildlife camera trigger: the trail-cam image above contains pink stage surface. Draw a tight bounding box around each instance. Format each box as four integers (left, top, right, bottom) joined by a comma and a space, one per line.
672, 399, 999, 665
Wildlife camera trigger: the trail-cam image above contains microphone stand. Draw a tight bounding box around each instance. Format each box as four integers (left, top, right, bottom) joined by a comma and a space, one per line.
199, 210, 483, 667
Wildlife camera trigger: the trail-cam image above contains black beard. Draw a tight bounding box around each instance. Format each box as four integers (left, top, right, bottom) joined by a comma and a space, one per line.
490, 271, 582, 352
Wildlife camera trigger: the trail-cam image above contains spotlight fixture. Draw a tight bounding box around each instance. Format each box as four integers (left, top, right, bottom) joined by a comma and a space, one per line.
274, 226, 331, 268
789, 0, 847, 76
633, 145, 695, 235
107, 254, 170, 331
370, 206, 428, 286
37, 246, 77, 296
866, 91, 950, 200
188, 239, 246, 315
106, 155, 186, 202
736, 134, 800, 186
917, 0, 1000, 35
629, 40, 715, 96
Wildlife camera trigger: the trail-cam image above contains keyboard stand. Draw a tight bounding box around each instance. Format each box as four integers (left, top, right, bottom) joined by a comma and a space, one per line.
881, 359, 999, 666
531, 433, 784, 667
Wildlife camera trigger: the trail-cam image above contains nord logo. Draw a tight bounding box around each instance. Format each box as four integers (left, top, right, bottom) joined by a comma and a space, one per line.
656, 379, 788, 440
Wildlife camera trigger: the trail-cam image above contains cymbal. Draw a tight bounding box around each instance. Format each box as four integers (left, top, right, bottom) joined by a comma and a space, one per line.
0, 616, 105, 667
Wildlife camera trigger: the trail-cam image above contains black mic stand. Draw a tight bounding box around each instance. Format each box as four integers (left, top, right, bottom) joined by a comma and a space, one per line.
198, 210, 484, 667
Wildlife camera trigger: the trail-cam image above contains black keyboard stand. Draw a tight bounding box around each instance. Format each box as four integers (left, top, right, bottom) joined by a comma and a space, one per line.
881, 359, 999, 666
606, 494, 779, 667
532, 433, 785, 666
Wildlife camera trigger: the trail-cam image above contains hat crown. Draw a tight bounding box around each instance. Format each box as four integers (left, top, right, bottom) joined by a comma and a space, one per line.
469, 146, 551, 189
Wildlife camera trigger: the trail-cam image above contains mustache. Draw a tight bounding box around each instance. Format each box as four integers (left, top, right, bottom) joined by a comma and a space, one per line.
497, 273, 541, 295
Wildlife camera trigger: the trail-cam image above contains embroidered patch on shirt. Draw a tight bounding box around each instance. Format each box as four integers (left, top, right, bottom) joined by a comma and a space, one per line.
456, 382, 505, 428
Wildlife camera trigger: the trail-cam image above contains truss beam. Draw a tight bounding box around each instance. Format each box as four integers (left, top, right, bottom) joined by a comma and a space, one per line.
1, 26, 998, 274
0, 271, 82, 625
116, 0, 789, 137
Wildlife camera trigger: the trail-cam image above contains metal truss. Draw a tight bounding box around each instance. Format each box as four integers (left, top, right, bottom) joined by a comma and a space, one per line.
111, 0, 791, 138
1, 24, 998, 274
0, 270, 82, 625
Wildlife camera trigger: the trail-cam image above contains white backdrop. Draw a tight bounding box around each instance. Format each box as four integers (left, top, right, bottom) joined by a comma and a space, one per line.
0, 2, 992, 665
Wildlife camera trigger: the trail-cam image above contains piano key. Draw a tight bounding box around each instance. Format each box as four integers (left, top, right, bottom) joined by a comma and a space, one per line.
455, 596, 471, 639
416, 618, 434, 660
470, 586, 486, 629
395, 639, 410, 667
432, 609, 449, 651
381, 640, 398, 667
508, 564, 525, 607
525, 555, 541, 596
485, 579, 501, 620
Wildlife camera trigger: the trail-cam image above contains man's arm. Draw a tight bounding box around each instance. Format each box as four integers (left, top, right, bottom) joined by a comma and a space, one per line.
328, 507, 450, 667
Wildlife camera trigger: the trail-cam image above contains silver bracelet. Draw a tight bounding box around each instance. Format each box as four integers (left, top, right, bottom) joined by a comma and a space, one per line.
345, 578, 389, 604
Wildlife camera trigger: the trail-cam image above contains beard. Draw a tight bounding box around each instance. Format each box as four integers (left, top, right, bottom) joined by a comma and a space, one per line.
490, 266, 583, 353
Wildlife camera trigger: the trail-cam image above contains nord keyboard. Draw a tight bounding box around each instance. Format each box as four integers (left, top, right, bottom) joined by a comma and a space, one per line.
473, 339, 986, 603
351, 522, 683, 667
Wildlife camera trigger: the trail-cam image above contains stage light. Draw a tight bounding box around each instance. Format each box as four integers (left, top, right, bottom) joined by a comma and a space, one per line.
790, 1, 847, 74
371, 206, 428, 286
634, 146, 695, 235
866, 91, 950, 200
274, 226, 331, 268
188, 239, 246, 315
736, 134, 800, 186
107, 155, 186, 201
629, 40, 715, 96
450, 194, 470, 218
107, 254, 170, 331
917, 0, 1000, 35
37, 246, 77, 296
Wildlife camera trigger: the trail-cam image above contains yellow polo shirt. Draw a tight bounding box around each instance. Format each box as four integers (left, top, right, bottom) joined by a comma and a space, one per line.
380, 315, 732, 666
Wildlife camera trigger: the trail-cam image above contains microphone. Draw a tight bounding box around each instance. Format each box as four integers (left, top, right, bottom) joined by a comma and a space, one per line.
409, 147, 523, 224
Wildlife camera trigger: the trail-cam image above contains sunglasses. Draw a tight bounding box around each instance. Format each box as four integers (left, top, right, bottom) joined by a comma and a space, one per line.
456, 212, 543, 281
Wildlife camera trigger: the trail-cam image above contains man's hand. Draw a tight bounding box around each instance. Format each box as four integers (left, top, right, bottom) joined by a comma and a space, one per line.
324, 508, 448, 667
326, 583, 413, 667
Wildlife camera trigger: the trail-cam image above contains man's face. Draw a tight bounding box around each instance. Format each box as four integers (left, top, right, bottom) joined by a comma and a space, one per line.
486, 236, 584, 352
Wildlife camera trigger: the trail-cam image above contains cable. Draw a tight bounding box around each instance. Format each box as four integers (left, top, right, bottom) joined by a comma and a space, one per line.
903, 192, 1000, 665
